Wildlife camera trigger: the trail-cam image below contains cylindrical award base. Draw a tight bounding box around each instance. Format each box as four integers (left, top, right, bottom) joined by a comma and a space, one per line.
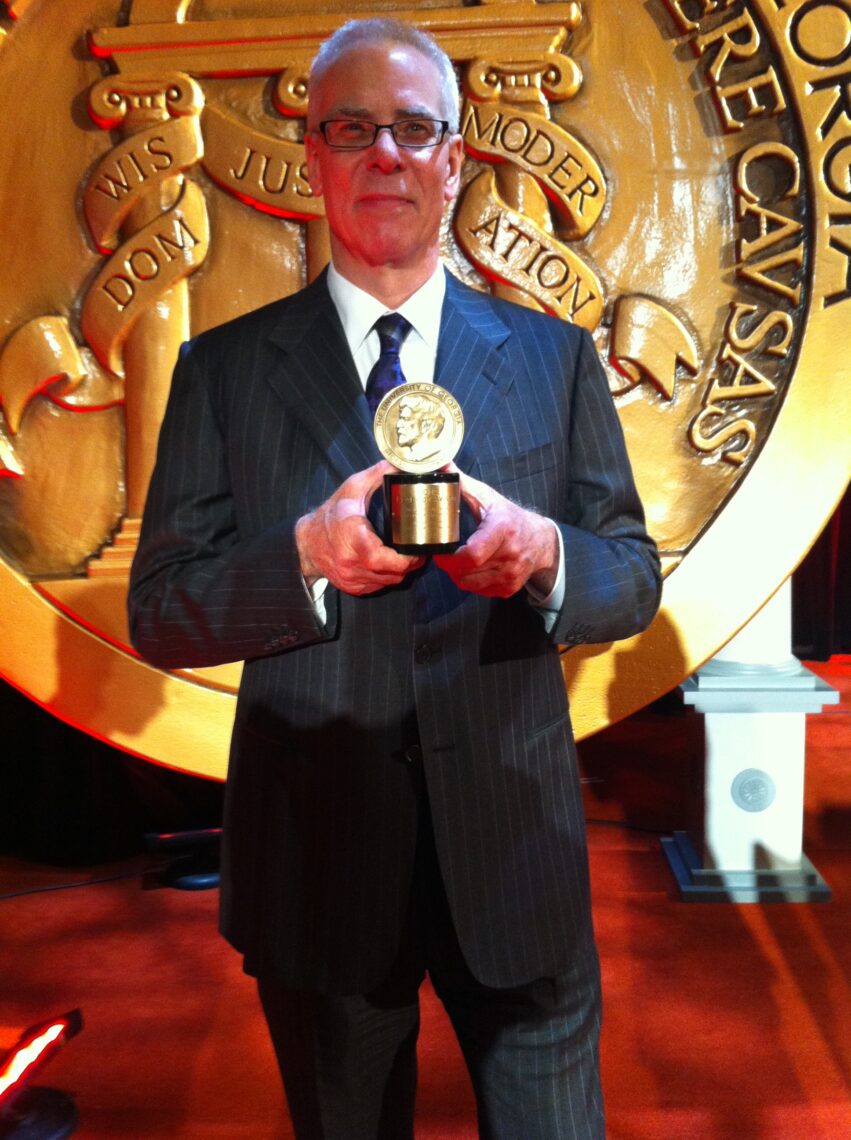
383, 472, 461, 554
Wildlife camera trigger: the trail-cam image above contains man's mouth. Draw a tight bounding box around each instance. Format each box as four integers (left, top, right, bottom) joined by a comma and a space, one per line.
358, 193, 412, 206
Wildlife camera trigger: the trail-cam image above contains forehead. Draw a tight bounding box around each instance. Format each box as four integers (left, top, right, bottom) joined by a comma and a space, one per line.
310, 41, 443, 119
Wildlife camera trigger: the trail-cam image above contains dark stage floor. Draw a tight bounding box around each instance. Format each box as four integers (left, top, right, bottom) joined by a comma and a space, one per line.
1, 658, 849, 1139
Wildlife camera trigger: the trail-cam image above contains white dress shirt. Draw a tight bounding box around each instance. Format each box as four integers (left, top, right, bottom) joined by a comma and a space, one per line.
327, 260, 443, 390
307, 263, 565, 628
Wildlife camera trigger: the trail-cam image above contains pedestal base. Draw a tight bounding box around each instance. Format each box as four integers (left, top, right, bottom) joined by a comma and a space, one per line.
662, 830, 831, 903
382, 472, 460, 554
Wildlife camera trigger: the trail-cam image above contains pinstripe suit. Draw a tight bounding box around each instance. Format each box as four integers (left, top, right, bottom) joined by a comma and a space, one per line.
129, 268, 660, 1000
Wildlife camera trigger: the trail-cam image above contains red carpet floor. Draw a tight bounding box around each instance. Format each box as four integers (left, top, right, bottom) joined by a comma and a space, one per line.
1, 658, 849, 1138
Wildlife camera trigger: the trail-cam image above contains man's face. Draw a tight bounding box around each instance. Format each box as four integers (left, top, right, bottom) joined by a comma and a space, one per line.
305, 41, 463, 279
395, 397, 444, 453
396, 400, 421, 447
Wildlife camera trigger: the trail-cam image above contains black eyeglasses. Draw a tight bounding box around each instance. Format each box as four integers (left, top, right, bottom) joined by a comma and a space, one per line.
318, 118, 450, 150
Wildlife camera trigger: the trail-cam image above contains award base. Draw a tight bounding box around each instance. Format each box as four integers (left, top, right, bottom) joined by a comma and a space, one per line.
383, 472, 461, 554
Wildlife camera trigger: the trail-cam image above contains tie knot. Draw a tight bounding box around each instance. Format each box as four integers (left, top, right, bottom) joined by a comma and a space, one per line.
374, 313, 411, 355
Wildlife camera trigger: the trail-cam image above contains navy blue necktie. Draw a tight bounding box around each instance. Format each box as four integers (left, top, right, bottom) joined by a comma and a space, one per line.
365, 313, 412, 416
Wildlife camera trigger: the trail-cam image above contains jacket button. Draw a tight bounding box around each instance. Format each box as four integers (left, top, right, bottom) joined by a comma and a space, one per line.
414, 644, 433, 665
404, 744, 423, 764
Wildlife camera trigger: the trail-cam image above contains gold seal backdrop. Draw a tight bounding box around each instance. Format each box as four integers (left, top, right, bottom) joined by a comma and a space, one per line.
0, 0, 849, 778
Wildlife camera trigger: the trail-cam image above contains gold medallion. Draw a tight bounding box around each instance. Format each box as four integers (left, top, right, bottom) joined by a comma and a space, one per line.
373, 382, 464, 475
1, 1, 849, 777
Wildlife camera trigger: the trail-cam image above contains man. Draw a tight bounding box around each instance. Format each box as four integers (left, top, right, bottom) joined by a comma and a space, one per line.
129, 17, 661, 1140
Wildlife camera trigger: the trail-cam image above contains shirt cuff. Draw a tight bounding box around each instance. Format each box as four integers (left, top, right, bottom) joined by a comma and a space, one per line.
525, 521, 564, 633
303, 574, 329, 627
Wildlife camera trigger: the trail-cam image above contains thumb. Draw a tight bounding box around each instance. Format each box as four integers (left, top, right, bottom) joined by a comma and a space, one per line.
348, 459, 397, 509
451, 466, 497, 524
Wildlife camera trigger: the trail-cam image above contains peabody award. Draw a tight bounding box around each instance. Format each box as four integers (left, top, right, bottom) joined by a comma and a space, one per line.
373, 382, 465, 554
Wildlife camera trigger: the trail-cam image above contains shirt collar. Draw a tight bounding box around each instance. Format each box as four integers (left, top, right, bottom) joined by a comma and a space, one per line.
326, 261, 445, 356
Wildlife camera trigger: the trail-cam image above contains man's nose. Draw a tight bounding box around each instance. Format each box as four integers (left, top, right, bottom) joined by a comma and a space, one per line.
368, 127, 404, 169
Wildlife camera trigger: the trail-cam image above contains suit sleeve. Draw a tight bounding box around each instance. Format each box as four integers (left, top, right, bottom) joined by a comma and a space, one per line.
127, 338, 337, 670
549, 327, 662, 648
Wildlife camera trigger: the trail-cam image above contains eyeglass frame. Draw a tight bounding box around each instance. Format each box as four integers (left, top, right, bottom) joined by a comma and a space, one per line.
316, 118, 451, 150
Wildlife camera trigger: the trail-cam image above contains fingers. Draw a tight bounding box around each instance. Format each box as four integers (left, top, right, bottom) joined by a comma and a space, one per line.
440, 509, 505, 571
296, 461, 422, 595
347, 521, 420, 578
347, 459, 397, 511
435, 534, 527, 597
443, 462, 493, 525
434, 478, 556, 598
434, 465, 507, 589
434, 511, 517, 596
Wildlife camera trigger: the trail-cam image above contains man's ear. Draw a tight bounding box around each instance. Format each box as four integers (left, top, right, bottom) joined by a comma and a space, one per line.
443, 134, 464, 204
304, 130, 323, 198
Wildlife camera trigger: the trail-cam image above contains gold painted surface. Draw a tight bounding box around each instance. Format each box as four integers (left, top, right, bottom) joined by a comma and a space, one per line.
0, 0, 849, 777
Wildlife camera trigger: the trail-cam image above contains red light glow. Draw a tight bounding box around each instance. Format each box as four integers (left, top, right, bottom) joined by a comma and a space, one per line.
0, 1022, 65, 1104
0, 1010, 81, 1112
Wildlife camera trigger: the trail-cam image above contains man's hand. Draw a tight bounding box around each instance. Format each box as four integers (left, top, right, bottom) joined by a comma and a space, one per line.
434, 467, 559, 598
295, 460, 424, 595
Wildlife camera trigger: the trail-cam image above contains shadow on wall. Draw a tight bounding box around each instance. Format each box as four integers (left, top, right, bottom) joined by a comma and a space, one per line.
0, 674, 223, 865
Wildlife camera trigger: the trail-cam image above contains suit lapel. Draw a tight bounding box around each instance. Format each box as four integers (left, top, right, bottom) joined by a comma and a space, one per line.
265, 273, 378, 482
435, 273, 513, 476
262, 271, 515, 485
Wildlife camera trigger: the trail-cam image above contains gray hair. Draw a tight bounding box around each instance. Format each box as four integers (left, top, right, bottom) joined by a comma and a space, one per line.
397, 394, 447, 440
309, 17, 460, 133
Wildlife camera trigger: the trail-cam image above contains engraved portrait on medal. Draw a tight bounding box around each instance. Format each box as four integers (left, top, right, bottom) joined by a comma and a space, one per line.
374, 384, 464, 475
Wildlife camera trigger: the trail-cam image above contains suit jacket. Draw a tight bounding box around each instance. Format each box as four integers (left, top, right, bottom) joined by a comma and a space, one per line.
128, 270, 661, 993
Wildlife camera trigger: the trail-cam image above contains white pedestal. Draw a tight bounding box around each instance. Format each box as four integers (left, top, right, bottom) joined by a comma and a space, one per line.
661, 582, 839, 902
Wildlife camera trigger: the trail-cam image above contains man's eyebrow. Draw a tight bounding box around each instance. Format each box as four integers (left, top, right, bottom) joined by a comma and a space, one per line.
396, 105, 436, 119
327, 105, 371, 119
325, 104, 437, 119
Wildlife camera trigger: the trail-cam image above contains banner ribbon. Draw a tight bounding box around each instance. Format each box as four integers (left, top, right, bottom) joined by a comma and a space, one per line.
456, 168, 603, 330
461, 99, 605, 239
84, 116, 204, 254
201, 104, 322, 220
81, 180, 210, 378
